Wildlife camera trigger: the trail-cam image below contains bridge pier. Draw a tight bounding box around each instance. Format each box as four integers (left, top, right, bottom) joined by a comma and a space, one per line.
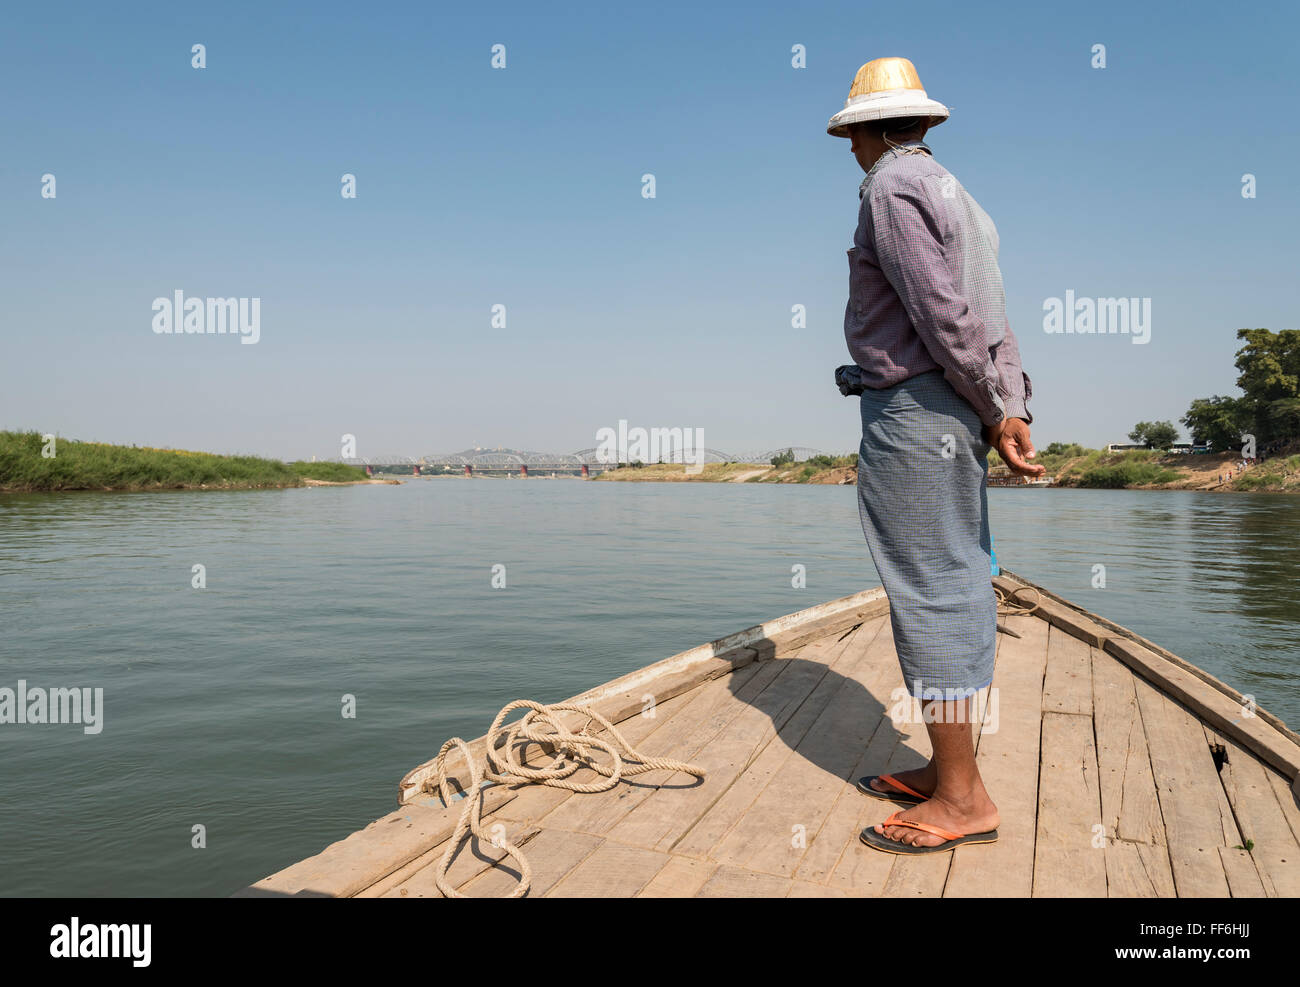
520, 465, 528, 477
581, 464, 589, 478
464, 465, 473, 477
365, 465, 373, 477
413, 465, 421, 477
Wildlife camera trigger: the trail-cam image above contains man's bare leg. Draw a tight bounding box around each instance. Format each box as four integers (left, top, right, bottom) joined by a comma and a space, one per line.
872, 697, 999, 846
867, 759, 937, 797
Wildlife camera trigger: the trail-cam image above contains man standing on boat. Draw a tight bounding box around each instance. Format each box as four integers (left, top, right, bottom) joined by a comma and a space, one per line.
828, 57, 1045, 854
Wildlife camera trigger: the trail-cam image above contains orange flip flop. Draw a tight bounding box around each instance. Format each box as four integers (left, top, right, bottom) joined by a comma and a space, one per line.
856, 773, 929, 805
859, 810, 999, 855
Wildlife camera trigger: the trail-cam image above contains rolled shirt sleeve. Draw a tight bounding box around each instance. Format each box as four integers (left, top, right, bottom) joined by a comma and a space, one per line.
869, 175, 1010, 429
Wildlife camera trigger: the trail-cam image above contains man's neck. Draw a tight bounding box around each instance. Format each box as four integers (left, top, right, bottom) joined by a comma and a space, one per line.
859, 140, 932, 197
863, 138, 930, 172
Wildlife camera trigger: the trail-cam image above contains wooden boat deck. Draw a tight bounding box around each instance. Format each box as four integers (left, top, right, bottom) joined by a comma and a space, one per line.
244, 572, 1300, 898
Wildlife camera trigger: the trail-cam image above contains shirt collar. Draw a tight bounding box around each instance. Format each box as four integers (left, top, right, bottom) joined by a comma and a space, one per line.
858, 139, 933, 199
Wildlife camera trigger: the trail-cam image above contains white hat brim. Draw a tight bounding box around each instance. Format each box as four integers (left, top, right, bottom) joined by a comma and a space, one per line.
827, 88, 950, 137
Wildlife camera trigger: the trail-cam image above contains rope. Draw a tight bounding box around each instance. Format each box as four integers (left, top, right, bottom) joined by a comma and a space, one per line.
995, 583, 1040, 637
425, 699, 706, 898
996, 583, 1041, 617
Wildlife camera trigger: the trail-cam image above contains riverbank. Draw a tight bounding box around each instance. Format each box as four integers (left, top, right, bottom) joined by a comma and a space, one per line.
303, 476, 401, 486
596, 448, 1300, 492
0, 430, 373, 492
1042, 448, 1300, 493
594, 456, 857, 485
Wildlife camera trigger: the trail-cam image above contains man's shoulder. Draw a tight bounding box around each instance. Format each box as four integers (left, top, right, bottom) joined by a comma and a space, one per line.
869, 152, 951, 198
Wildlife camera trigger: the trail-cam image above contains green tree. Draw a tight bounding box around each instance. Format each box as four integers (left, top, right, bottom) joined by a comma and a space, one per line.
1235, 328, 1300, 404
1234, 328, 1300, 442
771, 448, 795, 467
1266, 398, 1300, 440
1145, 421, 1179, 449
1181, 396, 1249, 451
1129, 421, 1178, 449
1127, 422, 1151, 444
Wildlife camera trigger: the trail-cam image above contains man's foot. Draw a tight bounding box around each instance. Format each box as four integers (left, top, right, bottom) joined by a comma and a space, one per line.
865, 763, 936, 800
871, 789, 999, 848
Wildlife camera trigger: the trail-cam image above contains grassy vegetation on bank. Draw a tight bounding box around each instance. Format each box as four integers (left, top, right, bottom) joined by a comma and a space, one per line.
593, 455, 859, 484
989, 441, 1300, 491
592, 444, 1300, 491
289, 461, 372, 483
1233, 454, 1300, 492
0, 431, 370, 492
752, 453, 857, 484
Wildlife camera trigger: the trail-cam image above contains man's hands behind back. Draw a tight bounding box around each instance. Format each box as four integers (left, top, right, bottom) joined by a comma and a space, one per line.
984, 418, 1046, 478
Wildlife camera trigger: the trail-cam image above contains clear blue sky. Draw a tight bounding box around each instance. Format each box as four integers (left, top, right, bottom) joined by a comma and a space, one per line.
3, 0, 1297, 459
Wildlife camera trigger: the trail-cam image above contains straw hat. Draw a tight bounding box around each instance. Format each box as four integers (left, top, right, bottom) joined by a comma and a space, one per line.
827, 57, 949, 137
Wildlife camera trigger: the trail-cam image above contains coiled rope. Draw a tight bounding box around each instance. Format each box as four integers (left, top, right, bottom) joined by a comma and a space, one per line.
995, 583, 1041, 637
426, 699, 706, 898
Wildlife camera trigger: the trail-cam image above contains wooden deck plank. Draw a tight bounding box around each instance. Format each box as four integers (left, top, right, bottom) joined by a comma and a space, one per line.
818, 639, 921, 897
1218, 848, 1268, 898
1103, 841, 1177, 897
793, 626, 910, 886
1094, 648, 1167, 846
1265, 769, 1300, 846
1203, 726, 1271, 897
875, 703, 950, 899
646, 620, 882, 857
704, 621, 890, 876
879, 844, 951, 897
787, 880, 848, 897
943, 612, 1049, 897
545, 842, 674, 898
808, 610, 996, 897
694, 864, 792, 898
1104, 815, 1175, 895
827, 735, 922, 896
1134, 677, 1234, 897
1032, 710, 1107, 896
244, 800, 491, 898
1213, 735, 1300, 897
850, 622, 952, 897
532, 662, 766, 838
1042, 623, 1093, 716
664, 619, 881, 860
1104, 636, 1300, 782
971, 607, 1018, 756
457, 827, 604, 898
598, 654, 793, 849
1093, 647, 1175, 897
636, 855, 718, 897
379, 825, 540, 898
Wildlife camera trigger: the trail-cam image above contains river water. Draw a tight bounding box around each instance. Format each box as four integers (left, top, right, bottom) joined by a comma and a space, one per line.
1, 479, 1297, 896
